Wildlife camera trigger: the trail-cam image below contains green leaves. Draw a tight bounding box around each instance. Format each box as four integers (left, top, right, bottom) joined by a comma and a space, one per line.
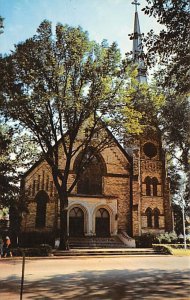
160, 94, 190, 170
0, 125, 19, 205
143, 0, 190, 94
0, 20, 147, 206
2, 20, 143, 141
142, 1, 190, 208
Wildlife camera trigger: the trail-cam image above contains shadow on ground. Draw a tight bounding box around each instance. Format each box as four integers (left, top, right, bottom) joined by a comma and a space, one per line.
0, 268, 190, 299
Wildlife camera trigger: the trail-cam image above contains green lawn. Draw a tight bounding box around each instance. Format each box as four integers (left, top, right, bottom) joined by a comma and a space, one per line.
153, 244, 190, 256
171, 248, 190, 256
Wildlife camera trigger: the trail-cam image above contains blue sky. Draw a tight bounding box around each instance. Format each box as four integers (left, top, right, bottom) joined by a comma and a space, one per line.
0, 0, 162, 56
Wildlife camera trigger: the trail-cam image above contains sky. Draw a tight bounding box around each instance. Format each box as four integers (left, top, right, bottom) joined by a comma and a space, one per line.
0, 0, 163, 56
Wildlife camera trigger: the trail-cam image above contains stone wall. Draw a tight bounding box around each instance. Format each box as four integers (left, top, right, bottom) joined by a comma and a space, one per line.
131, 128, 173, 236
21, 137, 132, 236
21, 127, 173, 238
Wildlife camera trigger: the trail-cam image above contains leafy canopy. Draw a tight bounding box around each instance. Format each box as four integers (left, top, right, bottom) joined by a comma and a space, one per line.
0, 20, 147, 247
143, 1, 190, 221
143, 0, 190, 94
1, 20, 142, 152
0, 20, 144, 199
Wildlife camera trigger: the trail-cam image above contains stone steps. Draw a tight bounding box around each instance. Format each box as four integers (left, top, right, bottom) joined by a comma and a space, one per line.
68, 236, 127, 249
53, 248, 164, 257
53, 237, 166, 256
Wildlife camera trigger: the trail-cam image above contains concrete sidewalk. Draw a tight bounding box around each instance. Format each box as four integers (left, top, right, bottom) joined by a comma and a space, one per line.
0, 256, 189, 299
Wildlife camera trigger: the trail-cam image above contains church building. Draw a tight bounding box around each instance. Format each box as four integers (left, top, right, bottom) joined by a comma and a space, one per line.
20, 3, 173, 246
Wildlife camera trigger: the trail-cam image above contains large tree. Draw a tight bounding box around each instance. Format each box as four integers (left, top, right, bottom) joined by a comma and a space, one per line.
143, 0, 190, 94
0, 15, 35, 241
143, 0, 190, 225
143, 0, 190, 179
0, 20, 143, 248
0, 122, 40, 241
0, 124, 18, 207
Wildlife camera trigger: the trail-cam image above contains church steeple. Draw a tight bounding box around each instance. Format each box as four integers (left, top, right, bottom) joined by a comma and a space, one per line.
132, 1, 147, 83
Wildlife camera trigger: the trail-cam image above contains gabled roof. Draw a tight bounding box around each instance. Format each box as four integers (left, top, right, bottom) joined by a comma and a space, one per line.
104, 126, 133, 164
23, 126, 132, 179
22, 156, 44, 178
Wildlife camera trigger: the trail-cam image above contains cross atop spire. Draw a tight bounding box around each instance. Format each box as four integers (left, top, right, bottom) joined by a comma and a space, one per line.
132, 0, 140, 13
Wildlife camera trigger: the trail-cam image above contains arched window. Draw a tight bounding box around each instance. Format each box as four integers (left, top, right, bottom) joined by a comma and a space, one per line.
152, 177, 158, 196
145, 177, 151, 196
69, 207, 84, 237
35, 191, 49, 228
96, 208, 110, 237
96, 208, 109, 218
74, 149, 106, 195
145, 207, 152, 228
154, 208, 160, 228
70, 207, 84, 218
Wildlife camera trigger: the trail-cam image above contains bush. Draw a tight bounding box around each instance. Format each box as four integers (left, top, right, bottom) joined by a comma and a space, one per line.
12, 244, 52, 257
154, 232, 178, 244
153, 244, 172, 255
136, 232, 180, 247
167, 244, 190, 249
135, 233, 155, 248
39, 244, 52, 256
19, 231, 55, 247
168, 232, 178, 243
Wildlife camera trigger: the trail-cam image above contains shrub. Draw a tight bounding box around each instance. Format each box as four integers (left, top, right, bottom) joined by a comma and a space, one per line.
169, 232, 178, 243
135, 233, 155, 248
154, 232, 178, 244
136, 232, 180, 247
39, 244, 52, 256
19, 231, 55, 247
12, 244, 52, 257
153, 244, 172, 255
167, 244, 190, 249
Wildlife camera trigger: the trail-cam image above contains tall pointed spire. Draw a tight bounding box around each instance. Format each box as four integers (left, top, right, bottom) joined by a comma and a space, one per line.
132, 1, 147, 83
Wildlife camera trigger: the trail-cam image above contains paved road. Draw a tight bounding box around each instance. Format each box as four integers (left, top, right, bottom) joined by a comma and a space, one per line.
0, 256, 189, 299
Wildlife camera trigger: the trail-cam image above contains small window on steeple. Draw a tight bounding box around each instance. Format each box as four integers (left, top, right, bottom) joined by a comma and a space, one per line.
145, 207, 153, 228
152, 177, 158, 196
154, 208, 160, 228
145, 177, 151, 196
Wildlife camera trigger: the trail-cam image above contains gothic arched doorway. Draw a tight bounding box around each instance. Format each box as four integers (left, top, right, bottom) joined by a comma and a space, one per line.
95, 208, 110, 237
69, 207, 84, 237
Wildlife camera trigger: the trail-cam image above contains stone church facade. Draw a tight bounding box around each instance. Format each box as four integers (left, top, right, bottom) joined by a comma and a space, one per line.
21, 127, 173, 241
20, 5, 173, 243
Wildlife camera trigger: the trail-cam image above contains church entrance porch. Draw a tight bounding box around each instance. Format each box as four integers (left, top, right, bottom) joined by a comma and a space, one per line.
67, 198, 118, 237
95, 208, 110, 237
69, 207, 84, 237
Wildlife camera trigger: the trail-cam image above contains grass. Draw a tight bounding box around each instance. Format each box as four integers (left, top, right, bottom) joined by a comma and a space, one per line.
153, 244, 190, 256
170, 248, 190, 256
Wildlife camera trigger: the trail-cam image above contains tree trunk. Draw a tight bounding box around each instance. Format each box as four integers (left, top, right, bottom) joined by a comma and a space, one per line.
9, 205, 20, 247
58, 193, 69, 250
